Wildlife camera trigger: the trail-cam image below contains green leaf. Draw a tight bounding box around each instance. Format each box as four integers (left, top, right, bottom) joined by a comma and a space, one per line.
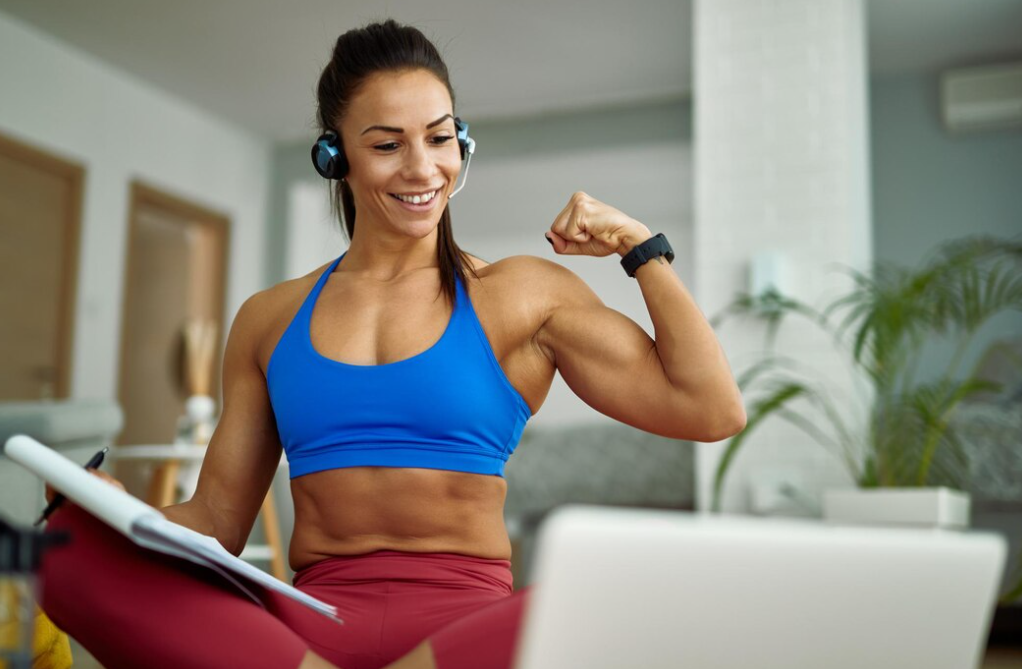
712, 233, 1022, 500
712, 383, 809, 512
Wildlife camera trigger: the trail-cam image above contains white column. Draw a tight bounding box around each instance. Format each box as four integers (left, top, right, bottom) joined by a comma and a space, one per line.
692, 0, 873, 512
284, 181, 347, 280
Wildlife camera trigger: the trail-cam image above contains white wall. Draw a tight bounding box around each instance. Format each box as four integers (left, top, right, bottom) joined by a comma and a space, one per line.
0, 11, 272, 401
283, 182, 347, 280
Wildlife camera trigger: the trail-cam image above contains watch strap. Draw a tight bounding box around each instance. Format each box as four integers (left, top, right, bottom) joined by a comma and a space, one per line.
620, 233, 674, 278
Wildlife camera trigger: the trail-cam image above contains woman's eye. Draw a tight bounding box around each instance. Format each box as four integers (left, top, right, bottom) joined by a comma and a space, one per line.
374, 137, 453, 152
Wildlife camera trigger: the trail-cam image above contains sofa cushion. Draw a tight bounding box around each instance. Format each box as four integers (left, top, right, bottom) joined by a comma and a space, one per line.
504, 421, 694, 521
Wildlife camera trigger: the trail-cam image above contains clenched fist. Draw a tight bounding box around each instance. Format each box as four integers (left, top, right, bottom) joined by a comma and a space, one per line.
544, 191, 652, 258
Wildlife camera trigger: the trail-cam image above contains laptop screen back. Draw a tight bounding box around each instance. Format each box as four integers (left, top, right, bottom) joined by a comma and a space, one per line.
513, 505, 1006, 669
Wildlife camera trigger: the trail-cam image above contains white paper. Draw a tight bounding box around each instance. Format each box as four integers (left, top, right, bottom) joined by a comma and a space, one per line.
131, 515, 339, 619
4, 434, 160, 535
3, 435, 341, 622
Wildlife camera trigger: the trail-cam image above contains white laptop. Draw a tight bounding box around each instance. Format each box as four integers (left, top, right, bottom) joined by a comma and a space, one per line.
512, 505, 1007, 669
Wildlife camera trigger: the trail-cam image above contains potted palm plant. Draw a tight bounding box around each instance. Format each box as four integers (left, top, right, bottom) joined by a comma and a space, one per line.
711, 235, 1022, 527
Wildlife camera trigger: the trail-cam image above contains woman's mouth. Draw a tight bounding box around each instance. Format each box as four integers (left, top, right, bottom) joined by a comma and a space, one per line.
389, 189, 442, 211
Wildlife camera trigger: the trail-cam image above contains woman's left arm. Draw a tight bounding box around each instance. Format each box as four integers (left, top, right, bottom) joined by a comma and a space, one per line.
538, 191, 746, 442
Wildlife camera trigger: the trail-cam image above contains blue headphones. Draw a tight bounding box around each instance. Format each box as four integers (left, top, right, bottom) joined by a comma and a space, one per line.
311, 117, 476, 180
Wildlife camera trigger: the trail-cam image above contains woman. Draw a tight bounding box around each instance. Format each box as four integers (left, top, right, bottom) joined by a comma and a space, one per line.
40, 19, 745, 669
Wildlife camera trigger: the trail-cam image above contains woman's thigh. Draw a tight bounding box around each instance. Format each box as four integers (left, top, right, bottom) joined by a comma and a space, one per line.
42, 508, 531, 669
40, 505, 309, 669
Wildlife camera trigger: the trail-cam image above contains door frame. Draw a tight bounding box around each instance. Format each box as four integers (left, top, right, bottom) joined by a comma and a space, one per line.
0, 132, 84, 399
117, 181, 231, 432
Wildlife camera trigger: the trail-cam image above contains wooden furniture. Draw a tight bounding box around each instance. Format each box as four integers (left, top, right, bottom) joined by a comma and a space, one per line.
112, 444, 288, 581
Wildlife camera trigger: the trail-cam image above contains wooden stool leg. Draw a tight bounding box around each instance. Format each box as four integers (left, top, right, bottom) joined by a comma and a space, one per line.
260, 488, 287, 581
146, 461, 181, 508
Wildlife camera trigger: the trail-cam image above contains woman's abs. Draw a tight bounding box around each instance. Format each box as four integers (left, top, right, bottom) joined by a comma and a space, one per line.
287, 466, 512, 571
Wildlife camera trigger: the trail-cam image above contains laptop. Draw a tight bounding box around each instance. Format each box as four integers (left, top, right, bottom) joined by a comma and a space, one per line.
512, 505, 1007, 669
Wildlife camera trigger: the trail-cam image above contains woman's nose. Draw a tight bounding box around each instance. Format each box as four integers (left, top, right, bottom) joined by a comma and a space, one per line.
402, 143, 436, 180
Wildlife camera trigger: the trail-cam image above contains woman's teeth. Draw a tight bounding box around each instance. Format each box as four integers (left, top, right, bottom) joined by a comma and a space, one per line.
392, 190, 438, 205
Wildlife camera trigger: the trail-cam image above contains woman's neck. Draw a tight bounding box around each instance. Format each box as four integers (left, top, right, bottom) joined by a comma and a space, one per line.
340, 227, 440, 282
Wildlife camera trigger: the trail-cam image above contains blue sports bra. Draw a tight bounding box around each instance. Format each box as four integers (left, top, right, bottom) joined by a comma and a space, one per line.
266, 253, 532, 479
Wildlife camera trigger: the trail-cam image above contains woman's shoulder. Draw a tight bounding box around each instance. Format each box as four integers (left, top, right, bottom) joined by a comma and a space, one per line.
470, 253, 563, 279
239, 262, 330, 320
472, 254, 582, 293
472, 254, 604, 330
467, 254, 591, 324
232, 260, 335, 367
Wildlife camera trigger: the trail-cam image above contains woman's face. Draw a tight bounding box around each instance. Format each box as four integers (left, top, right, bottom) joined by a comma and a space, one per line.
339, 68, 462, 240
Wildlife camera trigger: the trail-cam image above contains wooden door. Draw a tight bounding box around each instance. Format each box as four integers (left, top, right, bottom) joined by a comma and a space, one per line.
117, 182, 229, 445
0, 133, 83, 400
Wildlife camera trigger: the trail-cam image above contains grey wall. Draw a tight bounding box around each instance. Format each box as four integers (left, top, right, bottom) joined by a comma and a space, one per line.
460, 98, 691, 162
870, 73, 1022, 384
266, 142, 315, 286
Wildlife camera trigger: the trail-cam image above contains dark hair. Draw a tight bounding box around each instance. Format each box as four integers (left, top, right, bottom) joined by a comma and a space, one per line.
316, 19, 478, 305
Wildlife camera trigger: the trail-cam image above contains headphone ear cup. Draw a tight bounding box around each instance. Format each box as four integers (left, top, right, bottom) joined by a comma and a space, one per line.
454, 117, 471, 161
311, 132, 349, 180
332, 152, 349, 180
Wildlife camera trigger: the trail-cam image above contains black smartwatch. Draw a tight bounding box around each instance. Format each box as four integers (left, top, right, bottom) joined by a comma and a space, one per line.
620, 233, 674, 278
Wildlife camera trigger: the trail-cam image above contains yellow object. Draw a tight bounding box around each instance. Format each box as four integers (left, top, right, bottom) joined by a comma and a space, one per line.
0, 596, 72, 669
29, 609, 72, 669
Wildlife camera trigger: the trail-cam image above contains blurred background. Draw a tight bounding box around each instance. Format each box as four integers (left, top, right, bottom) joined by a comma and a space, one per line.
1, 0, 1021, 665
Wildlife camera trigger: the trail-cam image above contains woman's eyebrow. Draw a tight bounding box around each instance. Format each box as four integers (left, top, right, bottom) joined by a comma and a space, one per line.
361, 114, 453, 135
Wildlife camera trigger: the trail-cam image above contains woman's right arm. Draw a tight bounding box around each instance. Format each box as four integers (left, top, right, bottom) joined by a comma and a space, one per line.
161, 291, 284, 556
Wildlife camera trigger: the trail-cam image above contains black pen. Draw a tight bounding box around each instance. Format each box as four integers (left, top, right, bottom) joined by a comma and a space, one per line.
34, 447, 109, 526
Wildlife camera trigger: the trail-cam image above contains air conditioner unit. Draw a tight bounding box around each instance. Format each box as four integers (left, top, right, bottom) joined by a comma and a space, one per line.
940, 62, 1022, 133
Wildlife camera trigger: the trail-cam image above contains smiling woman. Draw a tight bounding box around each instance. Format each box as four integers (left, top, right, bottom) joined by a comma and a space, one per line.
316, 22, 478, 309
38, 16, 744, 669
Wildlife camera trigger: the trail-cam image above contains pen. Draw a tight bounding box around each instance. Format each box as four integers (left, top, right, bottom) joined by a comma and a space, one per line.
34, 446, 109, 526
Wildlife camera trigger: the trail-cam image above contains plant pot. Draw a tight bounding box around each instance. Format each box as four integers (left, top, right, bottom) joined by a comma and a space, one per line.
822, 487, 971, 529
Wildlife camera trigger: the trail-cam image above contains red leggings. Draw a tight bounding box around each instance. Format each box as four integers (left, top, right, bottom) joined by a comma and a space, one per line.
40, 506, 531, 669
